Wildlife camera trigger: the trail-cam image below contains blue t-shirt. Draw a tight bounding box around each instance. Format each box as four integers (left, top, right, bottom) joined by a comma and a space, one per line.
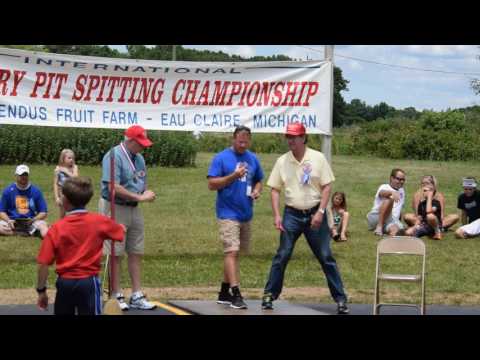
101, 143, 147, 201
207, 148, 264, 222
0, 183, 48, 219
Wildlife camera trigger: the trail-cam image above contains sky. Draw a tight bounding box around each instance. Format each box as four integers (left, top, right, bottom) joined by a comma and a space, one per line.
110, 45, 480, 111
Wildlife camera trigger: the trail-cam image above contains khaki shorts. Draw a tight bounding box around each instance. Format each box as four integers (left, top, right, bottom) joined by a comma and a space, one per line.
99, 198, 144, 256
367, 212, 404, 232
218, 219, 251, 254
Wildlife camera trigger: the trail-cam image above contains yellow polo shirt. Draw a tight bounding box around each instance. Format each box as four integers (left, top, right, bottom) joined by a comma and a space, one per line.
267, 147, 335, 210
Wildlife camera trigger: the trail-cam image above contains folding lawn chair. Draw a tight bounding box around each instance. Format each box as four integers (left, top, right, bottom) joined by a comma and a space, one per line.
373, 236, 426, 315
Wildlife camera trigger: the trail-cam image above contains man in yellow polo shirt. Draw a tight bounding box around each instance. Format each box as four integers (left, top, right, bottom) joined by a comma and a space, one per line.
261, 122, 349, 314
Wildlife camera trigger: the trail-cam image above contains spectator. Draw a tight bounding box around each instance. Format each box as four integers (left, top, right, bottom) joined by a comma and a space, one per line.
0, 164, 48, 238
367, 169, 406, 236
53, 149, 79, 219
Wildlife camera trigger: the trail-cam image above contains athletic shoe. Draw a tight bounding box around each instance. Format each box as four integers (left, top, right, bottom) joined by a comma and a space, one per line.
337, 301, 350, 315
230, 287, 247, 309
261, 293, 274, 310
115, 293, 129, 311
129, 291, 157, 310
216, 290, 233, 305
374, 227, 383, 236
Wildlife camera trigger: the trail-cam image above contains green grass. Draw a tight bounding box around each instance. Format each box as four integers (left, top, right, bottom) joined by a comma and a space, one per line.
1, 153, 479, 304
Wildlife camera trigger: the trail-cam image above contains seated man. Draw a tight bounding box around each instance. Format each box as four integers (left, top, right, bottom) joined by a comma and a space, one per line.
0, 165, 49, 238
455, 177, 480, 239
367, 168, 406, 236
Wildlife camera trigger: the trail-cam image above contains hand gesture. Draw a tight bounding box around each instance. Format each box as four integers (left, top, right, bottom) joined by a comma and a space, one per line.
234, 163, 247, 179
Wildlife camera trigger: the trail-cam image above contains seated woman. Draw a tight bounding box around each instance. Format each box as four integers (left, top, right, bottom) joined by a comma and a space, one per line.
404, 175, 459, 231
405, 184, 443, 240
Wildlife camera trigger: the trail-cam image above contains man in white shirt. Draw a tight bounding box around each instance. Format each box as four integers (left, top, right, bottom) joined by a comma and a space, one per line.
367, 169, 406, 236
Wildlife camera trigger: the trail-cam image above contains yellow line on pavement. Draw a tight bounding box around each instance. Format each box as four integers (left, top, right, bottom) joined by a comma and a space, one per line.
152, 301, 191, 315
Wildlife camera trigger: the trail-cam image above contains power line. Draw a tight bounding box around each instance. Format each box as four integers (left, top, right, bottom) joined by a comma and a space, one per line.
297, 45, 480, 77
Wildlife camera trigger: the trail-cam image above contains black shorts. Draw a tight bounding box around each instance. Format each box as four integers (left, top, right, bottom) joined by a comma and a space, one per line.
414, 223, 435, 238
54, 275, 102, 315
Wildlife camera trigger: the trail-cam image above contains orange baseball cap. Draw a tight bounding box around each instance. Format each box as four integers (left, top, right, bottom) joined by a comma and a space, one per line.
125, 125, 153, 147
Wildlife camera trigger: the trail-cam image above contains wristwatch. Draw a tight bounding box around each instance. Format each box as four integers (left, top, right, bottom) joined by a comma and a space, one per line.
318, 208, 326, 214
36, 286, 47, 294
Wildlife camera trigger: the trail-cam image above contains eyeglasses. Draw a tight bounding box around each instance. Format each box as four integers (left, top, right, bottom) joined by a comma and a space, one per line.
394, 176, 405, 182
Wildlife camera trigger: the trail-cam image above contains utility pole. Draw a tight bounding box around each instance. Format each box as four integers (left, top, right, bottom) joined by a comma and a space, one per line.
322, 45, 334, 164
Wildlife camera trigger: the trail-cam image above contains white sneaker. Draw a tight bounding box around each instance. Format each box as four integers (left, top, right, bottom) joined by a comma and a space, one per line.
129, 291, 157, 310
115, 293, 130, 311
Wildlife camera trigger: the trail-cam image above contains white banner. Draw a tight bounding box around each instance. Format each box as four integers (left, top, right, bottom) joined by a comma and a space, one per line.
0, 48, 332, 134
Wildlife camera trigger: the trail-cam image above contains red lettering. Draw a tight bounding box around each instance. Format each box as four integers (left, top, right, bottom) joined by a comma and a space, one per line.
72, 74, 87, 101
10, 70, 27, 96
0, 69, 10, 95
257, 82, 274, 106
182, 80, 200, 105
225, 81, 242, 106
238, 81, 250, 106
210, 81, 230, 106
271, 82, 285, 106
196, 81, 210, 105
52, 74, 68, 99
303, 82, 319, 106
150, 79, 165, 104
172, 79, 186, 105
30, 72, 47, 98
105, 77, 120, 102
294, 82, 308, 106
281, 81, 299, 106
127, 77, 141, 103
84, 75, 101, 101
117, 77, 133, 102
136, 78, 155, 103
95, 76, 110, 101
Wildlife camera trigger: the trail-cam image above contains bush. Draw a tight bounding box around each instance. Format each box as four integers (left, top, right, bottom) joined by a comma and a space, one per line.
342, 111, 480, 161
0, 125, 197, 167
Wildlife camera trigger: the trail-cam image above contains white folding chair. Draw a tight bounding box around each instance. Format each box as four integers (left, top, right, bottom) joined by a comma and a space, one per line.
373, 236, 426, 315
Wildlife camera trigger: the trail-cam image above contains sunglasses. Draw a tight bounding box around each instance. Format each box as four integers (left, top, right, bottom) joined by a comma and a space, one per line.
464, 187, 475, 191
394, 176, 405, 182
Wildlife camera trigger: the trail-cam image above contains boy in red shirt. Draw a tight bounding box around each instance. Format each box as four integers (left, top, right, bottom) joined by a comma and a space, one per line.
36, 176, 124, 315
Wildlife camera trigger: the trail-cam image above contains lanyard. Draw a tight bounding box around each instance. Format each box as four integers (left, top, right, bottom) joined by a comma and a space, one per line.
120, 142, 137, 174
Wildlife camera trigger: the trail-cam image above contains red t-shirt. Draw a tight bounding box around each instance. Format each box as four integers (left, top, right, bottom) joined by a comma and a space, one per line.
37, 211, 124, 278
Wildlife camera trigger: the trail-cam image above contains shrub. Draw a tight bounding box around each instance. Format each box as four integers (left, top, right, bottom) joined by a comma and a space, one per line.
0, 125, 197, 167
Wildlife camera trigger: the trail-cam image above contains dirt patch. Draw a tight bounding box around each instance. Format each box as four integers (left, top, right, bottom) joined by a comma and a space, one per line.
2, 287, 480, 306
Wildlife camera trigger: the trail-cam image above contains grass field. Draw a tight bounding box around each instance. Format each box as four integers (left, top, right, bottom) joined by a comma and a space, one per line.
1, 153, 479, 305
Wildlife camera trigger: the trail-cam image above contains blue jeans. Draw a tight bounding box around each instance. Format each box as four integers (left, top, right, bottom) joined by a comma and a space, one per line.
264, 206, 347, 303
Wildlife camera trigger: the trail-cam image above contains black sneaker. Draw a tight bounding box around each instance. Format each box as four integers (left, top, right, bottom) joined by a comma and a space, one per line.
337, 301, 350, 315
216, 291, 233, 305
230, 294, 248, 309
261, 294, 274, 310
229, 286, 247, 309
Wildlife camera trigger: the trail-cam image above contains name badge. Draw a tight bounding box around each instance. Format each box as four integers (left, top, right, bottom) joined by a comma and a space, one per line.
301, 163, 312, 185
246, 185, 252, 197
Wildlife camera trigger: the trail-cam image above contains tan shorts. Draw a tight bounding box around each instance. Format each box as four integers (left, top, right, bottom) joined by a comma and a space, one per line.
218, 219, 251, 254
99, 198, 144, 256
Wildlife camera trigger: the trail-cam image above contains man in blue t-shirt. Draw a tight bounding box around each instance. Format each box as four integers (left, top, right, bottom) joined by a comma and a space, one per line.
207, 125, 264, 309
0, 164, 48, 238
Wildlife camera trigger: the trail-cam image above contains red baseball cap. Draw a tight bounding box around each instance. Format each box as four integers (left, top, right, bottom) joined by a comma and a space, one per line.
285, 122, 306, 136
125, 125, 153, 147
